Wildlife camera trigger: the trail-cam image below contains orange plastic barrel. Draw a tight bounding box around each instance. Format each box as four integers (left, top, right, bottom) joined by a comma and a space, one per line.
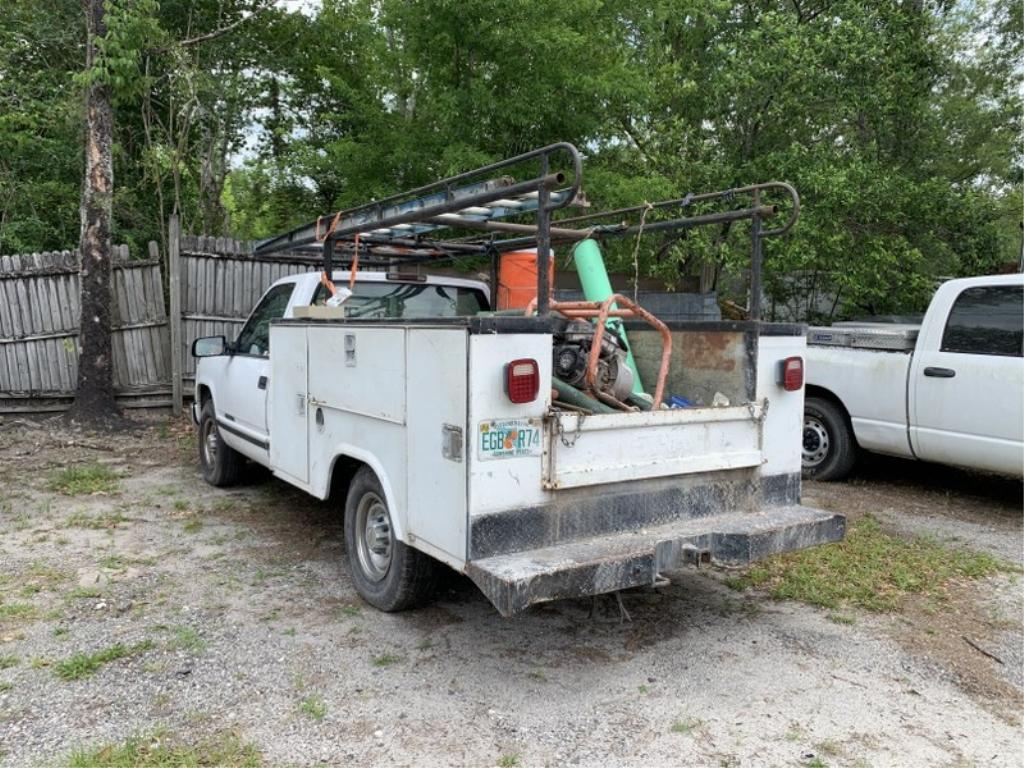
497, 250, 538, 309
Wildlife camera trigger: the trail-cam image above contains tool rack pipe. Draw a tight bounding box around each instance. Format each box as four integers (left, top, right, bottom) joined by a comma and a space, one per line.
486, 203, 783, 253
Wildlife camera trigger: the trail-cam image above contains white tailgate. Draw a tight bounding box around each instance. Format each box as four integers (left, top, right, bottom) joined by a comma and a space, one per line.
542, 404, 764, 490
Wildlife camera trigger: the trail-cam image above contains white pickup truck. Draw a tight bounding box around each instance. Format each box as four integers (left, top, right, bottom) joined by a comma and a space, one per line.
803, 274, 1024, 480
189, 146, 844, 615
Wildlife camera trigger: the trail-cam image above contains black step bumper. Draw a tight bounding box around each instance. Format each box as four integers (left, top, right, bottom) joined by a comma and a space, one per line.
466, 505, 844, 616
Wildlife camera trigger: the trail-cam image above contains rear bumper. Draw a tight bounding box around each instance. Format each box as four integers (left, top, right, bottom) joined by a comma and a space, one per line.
466, 505, 844, 616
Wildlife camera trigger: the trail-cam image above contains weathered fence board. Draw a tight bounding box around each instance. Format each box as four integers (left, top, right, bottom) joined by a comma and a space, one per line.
173, 228, 321, 412
0, 247, 172, 412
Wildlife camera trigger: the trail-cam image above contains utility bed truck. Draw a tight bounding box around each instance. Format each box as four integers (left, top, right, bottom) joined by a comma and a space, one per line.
803, 273, 1024, 481
192, 144, 844, 615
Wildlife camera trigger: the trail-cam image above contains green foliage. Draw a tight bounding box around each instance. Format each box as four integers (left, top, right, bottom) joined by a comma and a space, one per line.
1, 0, 1019, 316
725, 516, 1016, 612
77, 0, 163, 101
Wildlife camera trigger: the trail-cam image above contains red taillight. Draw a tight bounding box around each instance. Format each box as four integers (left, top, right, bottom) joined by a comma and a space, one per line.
780, 356, 804, 391
505, 358, 539, 403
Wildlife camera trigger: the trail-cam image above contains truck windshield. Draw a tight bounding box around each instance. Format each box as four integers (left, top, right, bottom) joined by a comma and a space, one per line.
313, 281, 488, 319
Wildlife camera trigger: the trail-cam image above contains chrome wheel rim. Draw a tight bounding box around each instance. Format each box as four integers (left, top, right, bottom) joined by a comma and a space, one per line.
201, 418, 218, 467
803, 416, 830, 468
355, 491, 392, 582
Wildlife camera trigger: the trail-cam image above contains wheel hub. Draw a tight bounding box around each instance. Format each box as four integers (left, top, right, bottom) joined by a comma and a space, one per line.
355, 492, 393, 582
803, 416, 830, 468
201, 419, 218, 466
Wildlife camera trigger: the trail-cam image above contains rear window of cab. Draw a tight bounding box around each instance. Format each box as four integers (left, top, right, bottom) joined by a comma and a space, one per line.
312, 280, 489, 319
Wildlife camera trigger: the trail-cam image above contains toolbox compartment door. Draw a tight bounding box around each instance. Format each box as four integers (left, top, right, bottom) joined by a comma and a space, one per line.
542, 404, 763, 490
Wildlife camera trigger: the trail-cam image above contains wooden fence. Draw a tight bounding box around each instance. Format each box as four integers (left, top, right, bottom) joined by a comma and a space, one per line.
170, 224, 321, 409
0, 246, 171, 413
1, 215, 720, 414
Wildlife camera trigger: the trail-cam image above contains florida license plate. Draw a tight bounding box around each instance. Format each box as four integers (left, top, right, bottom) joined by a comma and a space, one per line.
477, 419, 542, 460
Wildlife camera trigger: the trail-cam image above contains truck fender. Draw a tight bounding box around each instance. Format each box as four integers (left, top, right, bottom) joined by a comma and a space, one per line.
324, 446, 407, 544
804, 384, 851, 425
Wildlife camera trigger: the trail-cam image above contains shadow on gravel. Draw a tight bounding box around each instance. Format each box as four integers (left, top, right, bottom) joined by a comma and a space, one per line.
848, 454, 1022, 512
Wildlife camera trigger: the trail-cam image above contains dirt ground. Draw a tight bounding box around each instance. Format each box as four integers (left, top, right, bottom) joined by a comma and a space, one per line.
0, 416, 1021, 767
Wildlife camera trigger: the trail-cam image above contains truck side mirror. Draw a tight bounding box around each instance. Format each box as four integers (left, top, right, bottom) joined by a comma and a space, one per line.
192, 335, 227, 358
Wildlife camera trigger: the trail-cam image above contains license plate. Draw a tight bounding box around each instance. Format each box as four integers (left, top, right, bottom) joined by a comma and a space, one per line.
477, 419, 542, 460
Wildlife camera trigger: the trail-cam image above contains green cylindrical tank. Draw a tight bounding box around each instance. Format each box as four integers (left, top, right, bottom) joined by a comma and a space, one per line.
572, 239, 647, 398
551, 378, 617, 414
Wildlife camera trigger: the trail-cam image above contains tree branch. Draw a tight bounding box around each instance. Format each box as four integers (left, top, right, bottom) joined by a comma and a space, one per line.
151, 1, 273, 54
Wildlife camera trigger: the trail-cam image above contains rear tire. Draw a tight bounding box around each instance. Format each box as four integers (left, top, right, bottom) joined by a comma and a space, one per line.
198, 400, 245, 487
344, 467, 439, 612
803, 396, 857, 481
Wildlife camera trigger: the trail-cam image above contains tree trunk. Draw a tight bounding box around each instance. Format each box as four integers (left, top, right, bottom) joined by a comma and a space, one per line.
68, 0, 120, 425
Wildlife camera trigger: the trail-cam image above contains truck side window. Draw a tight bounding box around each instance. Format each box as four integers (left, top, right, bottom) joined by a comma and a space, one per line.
941, 285, 1023, 357
234, 283, 295, 356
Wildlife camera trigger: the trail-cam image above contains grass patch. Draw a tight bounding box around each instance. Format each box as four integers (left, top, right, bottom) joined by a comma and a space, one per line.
183, 519, 203, 534
64, 511, 128, 530
497, 755, 520, 768
0, 602, 36, 620
0, 681, 11, 693
212, 498, 239, 514
298, 695, 327, 721
66, 587, 104, 600
67, 729, 261, 767
827, 613, 856, 626
372, 653, 402, 667
48, 464, 121, 496
17, 562, 69, 594
55, 640, 153, 681
168, 627, 205, 652
0, 654, 18, 669
816, 739, 843, 758
670, 717, 702, 734
725, 516, 1015, 612
99, 554, 126, 570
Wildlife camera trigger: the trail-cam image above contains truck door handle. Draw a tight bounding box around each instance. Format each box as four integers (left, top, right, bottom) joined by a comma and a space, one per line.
257, 375, 268, 389
923, 367, 956, 378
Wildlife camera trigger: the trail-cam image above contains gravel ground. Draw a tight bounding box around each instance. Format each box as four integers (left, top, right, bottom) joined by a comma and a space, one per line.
0, 418, 1021, 767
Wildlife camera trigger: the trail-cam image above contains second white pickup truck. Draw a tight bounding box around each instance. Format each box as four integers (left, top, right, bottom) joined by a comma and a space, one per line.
803, 273, 1024, 480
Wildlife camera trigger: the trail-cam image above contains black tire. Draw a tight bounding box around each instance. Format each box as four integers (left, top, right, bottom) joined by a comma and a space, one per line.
198, 400, 245, 487
803, 396, 858, 481
344, 466, 438, 612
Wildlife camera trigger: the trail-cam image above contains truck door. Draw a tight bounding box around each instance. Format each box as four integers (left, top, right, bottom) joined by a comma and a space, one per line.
219, 281, 296, 455
910, 283, 1024, 475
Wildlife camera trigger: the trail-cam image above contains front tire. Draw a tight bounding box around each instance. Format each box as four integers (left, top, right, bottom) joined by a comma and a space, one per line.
198, 400, 244, 487
803, 396, 857, 481
344, 467, 438, 611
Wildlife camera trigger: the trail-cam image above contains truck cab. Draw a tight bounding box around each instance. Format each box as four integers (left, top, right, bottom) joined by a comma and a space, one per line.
804, 273, 1024, 480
